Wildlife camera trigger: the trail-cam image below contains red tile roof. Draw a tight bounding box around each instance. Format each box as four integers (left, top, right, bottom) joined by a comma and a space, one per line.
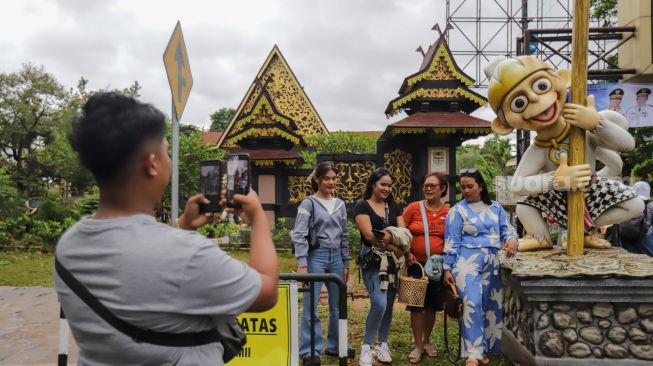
203, 131, 223, 144
389, 112, 490, 128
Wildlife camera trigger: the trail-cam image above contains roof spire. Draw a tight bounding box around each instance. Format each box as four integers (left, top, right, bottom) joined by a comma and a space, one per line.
432, 23, 443, 37
432, 22, 454, 41
416, 46, 425, 58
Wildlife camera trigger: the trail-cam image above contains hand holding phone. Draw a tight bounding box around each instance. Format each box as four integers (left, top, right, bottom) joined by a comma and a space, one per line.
372, 229, 385, 239
199, 160, 224, 213
226, 154, 251, 208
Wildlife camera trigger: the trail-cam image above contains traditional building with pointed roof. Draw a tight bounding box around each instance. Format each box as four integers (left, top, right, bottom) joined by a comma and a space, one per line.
377, 23, 492, 203
216, 45, 329, 223
218, 45, 328, 167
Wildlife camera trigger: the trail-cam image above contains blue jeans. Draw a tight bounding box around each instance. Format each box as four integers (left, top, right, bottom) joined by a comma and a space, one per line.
299, 247, 345, 357
361, 267, 396, 345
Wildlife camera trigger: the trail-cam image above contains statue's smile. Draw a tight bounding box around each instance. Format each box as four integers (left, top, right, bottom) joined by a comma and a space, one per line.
530, 102, 557, 125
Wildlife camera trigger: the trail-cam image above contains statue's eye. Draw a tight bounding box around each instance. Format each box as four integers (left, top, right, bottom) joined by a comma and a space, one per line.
510, 95, 529, 113
533, 78, 552, 94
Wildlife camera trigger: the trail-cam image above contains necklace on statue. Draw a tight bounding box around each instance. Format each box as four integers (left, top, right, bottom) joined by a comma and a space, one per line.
534, 122, 571, 165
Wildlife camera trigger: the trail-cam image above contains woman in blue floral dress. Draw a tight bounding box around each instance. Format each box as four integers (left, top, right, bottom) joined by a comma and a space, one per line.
443, 169, 518, 366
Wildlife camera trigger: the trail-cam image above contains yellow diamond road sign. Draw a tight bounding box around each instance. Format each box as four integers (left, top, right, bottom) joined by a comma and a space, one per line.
163, 21, 193, 119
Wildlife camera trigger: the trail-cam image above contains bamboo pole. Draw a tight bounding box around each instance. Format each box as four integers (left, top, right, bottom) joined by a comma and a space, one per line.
567, 0, 590, 256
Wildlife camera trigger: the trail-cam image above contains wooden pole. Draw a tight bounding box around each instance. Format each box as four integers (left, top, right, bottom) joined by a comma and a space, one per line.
567, 0, 590, 256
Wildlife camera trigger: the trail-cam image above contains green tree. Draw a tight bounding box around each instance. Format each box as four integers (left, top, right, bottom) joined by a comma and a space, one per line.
300, 131, 378, 167
456, 134, 515, 198
0, 164, 24, 218
590, 0, 617, 27
480, 134, 514, 177
625, 127, 653, 182
209, 108, 236, 132
162, 122, 226, 208
0, 64, 68, 194
40, 128, 95, 202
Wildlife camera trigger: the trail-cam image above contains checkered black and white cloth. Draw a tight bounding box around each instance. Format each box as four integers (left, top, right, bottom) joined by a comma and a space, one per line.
519, 176, 637, 229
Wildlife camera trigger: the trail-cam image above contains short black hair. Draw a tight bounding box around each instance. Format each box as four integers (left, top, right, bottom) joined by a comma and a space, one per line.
364, 167, 396, 204
69, 92, 166, 186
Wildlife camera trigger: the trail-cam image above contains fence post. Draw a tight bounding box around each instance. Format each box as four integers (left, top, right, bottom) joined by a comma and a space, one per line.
280, 273, 351, 366
58, 306, 68, 366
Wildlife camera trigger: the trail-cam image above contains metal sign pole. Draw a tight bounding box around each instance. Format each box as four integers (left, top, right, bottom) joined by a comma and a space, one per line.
171, 105, 180, 224
163, 21, 192, 224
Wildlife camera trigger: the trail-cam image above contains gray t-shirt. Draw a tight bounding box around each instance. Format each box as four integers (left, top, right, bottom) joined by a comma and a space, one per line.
55, 214, 261, 366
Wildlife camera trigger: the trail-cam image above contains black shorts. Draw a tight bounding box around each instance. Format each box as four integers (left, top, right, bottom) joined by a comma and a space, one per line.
405, 262, 444, 312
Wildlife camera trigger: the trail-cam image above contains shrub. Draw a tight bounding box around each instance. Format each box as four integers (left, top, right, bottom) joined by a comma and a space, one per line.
76, 191, 99, 215
272, 218, 291, 247
34, 199, 80, 222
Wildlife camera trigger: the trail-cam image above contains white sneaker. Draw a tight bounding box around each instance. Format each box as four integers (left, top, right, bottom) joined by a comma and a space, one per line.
359, 344, 374, 366
374, 342, 392, 363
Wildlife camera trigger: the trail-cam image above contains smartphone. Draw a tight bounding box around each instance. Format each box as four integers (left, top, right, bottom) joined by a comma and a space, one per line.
226, 153, 251, 208
372, 229, 385, 239
199, 160, 224, 213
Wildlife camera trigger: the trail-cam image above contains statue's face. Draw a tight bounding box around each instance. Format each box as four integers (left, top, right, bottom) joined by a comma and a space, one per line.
499, 70, 567, 132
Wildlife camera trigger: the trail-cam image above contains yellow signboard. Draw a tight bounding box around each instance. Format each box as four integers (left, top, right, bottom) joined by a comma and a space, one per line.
163, 21, 193, 119
228, 282, 298, 366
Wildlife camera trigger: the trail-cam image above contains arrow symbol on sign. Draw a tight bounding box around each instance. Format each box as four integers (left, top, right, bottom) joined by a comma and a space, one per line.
174, 41, 187, 103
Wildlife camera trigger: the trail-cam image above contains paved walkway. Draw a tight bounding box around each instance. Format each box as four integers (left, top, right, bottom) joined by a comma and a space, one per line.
0, 287, 77, 365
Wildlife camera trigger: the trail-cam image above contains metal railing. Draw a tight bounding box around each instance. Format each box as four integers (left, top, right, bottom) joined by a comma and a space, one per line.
280, 272, 353, 366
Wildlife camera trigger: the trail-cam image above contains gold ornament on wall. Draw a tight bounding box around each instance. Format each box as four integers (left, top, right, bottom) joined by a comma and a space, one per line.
288, 176, 313, 204
334, 161, 377, 203
384, 149, 412, 204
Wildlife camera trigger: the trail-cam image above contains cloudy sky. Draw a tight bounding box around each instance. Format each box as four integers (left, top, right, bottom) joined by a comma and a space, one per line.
3, 0, 476, 132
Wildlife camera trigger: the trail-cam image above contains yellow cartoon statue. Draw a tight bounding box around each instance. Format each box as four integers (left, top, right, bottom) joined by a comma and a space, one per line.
484, 56, 644, 251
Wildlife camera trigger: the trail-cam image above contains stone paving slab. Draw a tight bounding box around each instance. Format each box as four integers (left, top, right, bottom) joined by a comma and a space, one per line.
0, 286, 77, 365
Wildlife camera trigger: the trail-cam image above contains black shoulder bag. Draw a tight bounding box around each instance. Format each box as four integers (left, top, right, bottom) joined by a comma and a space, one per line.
55, 257, 246, 362
306, 197, 320, 252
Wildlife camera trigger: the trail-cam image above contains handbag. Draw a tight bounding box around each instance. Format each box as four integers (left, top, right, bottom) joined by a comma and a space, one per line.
356, 202, 389, 271
306, 198, 320, 252
55, 257, 246, 363
356, 249, 381, 270
419, 201, 444, 282
442, 281, 463, 319
442, 281, 463, 364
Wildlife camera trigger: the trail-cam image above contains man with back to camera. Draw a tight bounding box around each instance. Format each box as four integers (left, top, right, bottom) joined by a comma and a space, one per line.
55, 92, 279, 365
626, 87, 653, 128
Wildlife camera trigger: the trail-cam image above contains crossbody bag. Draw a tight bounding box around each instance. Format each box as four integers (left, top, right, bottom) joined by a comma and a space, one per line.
419, 201, 444, 282
55, 257, 246, 362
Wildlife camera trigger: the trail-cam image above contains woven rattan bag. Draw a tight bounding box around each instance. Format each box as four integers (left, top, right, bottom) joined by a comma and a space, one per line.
398, 262, 429, 307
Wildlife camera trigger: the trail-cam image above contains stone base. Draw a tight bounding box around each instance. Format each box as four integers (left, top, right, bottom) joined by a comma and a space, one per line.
501, 270, 653, 366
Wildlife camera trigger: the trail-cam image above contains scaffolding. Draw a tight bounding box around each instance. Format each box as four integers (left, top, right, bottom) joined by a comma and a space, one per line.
445, 0, 634, 88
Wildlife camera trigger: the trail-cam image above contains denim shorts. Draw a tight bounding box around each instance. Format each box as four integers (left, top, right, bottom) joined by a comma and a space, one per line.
405, 262, 444, 312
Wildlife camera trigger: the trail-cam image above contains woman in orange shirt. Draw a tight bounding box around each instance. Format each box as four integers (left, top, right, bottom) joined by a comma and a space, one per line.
403, 172, 449, 364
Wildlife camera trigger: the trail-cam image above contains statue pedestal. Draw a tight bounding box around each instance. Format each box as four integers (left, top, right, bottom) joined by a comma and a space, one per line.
500, 248, 653, 365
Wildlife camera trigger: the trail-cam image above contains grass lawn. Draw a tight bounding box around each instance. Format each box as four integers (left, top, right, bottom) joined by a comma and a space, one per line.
0, 251, 55, 286
0, 249, 512, 365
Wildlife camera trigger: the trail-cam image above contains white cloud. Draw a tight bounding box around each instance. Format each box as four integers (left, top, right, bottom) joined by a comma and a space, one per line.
3, 0, 454, 131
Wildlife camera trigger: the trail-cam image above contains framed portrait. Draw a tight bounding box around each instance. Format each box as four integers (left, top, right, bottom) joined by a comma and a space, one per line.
428, 147, 448, 173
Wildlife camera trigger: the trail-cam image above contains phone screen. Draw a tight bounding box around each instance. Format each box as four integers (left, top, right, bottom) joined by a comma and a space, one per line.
226, 154, 250, 208
199, 160, 223, 213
